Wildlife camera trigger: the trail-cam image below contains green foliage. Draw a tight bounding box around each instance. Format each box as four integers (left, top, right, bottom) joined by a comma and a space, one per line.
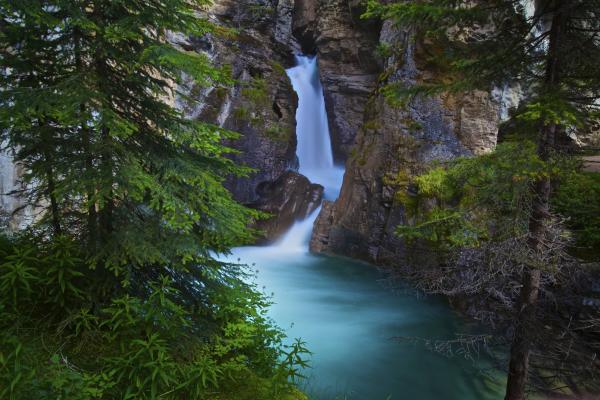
278, 339, 312, 384
0, 244, 39, 308
396, 141, 548, 248
375, 42, 394, 59
248, 4, 276, 19
517, 94, 583, 127
363, 1, 600, 128
369, 0, 600, 395
270, 61, 287, 77
0, 237, 309, 399
396, 141, 600, 259
0, 0, 308, 398
237, 76, 291, 142
265, 124, 293, 142
554, 171, 600, 260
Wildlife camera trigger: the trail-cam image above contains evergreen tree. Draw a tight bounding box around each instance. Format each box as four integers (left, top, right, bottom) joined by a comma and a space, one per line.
0, 1, 308, 398
1, 0, 257, 284
364, 1, 600, 398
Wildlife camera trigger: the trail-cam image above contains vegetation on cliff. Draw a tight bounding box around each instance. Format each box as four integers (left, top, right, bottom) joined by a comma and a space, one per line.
0, 0, 307, 399
365, 0, 600, 398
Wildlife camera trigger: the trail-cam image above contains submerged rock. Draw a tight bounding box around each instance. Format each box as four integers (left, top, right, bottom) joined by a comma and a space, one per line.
251, 171, 323, 243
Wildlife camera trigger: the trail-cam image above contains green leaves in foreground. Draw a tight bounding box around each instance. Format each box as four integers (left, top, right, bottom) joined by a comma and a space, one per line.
0, 0, 309, 398
0, 237, 310, 400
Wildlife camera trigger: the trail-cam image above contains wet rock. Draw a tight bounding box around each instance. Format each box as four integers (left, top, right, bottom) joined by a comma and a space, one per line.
309, 200, 334, 253
251, 171, 323, 242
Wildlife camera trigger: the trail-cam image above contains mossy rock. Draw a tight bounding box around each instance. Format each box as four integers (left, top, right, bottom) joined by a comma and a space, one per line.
284, 388, 309, 400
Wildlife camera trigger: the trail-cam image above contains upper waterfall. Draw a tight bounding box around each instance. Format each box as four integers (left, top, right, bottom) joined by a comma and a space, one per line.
286, 55, 344, 201
286, 56, 334, 172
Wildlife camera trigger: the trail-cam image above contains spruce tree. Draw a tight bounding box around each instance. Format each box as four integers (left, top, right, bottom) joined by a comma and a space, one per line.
0, 1, 308, 398
364, 1, 600, 398
0, 0, 257, 296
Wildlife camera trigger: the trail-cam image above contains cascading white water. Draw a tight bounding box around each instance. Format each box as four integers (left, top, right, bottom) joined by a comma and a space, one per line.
274, 55, 345, 251
285, 56, 345, 201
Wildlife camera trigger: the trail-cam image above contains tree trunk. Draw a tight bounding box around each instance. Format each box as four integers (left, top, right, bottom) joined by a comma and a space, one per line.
504, 3, 564, 399
38, 120, 62, 236
74, 26, 98, 250
98, 125, 113, 242
82, 115, 98, 249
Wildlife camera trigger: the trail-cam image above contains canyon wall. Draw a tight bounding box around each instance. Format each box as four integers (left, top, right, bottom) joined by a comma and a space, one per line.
0, 148, 30, 230
293, 0, 381, 162
188, 0, 324, 241
0, 0, 514, 247
308, 16, 507, 266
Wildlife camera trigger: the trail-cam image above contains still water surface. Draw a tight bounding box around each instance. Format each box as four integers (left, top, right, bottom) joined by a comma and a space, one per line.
227, 246, 505, 400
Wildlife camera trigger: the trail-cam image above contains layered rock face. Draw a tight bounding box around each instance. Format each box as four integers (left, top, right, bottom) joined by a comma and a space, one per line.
0, 148, 34, 230
310, 20, 506, 266
292, 0, 381, 162
0, 149, 21, 229
171, 0, 325, 240
0, 0, 515, 249
174, 0, 300, 206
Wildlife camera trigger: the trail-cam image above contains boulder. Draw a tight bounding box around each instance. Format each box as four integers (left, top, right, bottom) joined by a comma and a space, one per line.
251, 171, 323, 242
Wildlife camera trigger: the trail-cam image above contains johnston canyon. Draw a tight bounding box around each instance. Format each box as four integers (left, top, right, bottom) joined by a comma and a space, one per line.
1, 1, 599, 400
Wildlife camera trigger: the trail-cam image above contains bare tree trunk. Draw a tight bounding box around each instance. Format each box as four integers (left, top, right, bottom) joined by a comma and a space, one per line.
98, 125, 113, 243
504, 2, 564, 398
82, 114, 98, 249
45, 164, 62, 236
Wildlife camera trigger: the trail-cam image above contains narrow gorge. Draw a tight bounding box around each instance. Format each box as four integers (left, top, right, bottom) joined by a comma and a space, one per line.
160, 0, 522, 259
222, 49, 504, 399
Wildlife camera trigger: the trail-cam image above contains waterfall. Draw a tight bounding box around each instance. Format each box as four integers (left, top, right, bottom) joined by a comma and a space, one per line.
274, 55, 344, 251
286, 56, 333, 176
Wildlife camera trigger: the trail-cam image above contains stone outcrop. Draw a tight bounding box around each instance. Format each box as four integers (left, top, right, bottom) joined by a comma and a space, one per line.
251, 171, 323, 242
172, 0, 301, 206
309, 19, 507, 266
292, 0, 381, 162
178, 0, 334, 241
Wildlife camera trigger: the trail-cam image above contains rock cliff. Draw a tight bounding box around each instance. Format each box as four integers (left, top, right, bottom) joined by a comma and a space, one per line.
162, 0, 324, 240
309, 18, 507, 266
172, 0, 299, 203
0, 0, 531, 250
